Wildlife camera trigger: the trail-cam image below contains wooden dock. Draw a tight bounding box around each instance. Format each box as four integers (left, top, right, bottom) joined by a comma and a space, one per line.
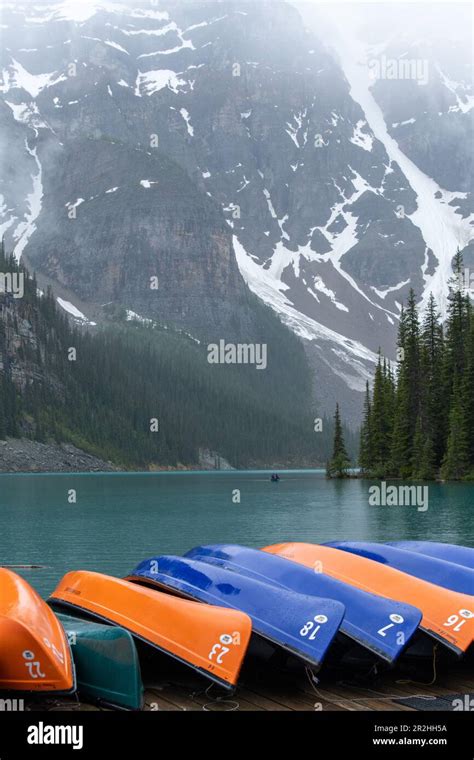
28, 657, 474, 712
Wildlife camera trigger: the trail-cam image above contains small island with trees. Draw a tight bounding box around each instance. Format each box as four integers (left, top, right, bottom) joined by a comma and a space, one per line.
327, 252, 474, 481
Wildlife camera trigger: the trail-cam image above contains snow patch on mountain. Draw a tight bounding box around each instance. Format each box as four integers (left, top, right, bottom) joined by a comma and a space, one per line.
350, 119, 373, 151
392, 118, 416, 128
285, 110, 308, 148
371, 279, 411, 299
330, 31, 474, 316
180, 108, 194, 136
152, 40, 195, 56
126, 309, 153, 325
233, 235, 377, 390
4, 101, 47, 130
310, 276, 350, 312
104, 40, 129, 55
18, 0, 168, 24
135, 69, 186, 96
263, 188, 277, 218
134, 21, 195, 57
1, 59, 66, 97
128, 8, 169, 22
437, 66, 474, 114
12, 142, 43, 262
57, 298, 88, 321
66, 197, 85, 210
304, 171, 398, 319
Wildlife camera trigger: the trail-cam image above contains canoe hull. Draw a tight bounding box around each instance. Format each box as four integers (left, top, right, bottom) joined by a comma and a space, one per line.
56, 612, 143, 710
185, 544, 423, 664
325, 541, 474, 596
0, 569, 74, 694
263, 543, 473, 656
127, 555, 345, 671
389, 541, 474, 571
49, 571, 251, 690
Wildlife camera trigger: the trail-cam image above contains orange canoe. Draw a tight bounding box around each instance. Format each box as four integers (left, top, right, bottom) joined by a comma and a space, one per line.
264, 544, 474, 655
49, 571, 251, 689
0, 569, 75, 693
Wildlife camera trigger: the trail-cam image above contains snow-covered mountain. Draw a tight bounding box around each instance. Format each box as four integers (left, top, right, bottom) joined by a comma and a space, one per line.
1, 0, 472, 425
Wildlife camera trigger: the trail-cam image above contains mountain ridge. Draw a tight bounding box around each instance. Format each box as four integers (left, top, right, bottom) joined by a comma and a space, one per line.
1, 0, 472, 426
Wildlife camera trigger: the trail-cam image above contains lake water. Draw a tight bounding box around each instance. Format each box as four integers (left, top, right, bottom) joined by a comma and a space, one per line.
1, 469, 473, 597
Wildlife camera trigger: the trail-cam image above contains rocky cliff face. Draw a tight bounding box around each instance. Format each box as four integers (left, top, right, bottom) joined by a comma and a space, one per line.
24, 136, 254, 338
1, 0, 472, 424
0, 290, 43, 392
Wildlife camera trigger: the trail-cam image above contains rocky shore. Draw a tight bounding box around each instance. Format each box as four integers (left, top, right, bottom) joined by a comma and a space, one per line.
0, 439, 308, 473
0, 440, 236, 473
0, 439, 118, 473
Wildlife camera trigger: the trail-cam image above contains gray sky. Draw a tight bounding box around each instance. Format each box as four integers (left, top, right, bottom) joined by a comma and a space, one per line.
2, 0, 471, 44
297, 1, 473, 46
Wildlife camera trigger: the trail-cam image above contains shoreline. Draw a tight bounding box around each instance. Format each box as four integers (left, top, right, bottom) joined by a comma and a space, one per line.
0, 438, 326, 474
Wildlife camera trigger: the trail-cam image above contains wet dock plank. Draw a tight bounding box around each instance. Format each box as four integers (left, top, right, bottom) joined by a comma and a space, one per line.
28, 661, 474, 712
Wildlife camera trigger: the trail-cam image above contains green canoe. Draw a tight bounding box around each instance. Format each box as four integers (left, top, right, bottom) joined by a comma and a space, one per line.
56, 612, 143, 710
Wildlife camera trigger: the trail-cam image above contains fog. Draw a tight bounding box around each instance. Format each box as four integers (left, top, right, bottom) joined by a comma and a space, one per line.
3, 0, 470, 47
296, 1, 473, 47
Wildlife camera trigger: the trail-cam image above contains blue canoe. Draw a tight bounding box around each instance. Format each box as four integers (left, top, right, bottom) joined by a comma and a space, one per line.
185, 545, 422, 663
388, 541, 474, 571
127, 555, 344, 671
326, 542, 474, 596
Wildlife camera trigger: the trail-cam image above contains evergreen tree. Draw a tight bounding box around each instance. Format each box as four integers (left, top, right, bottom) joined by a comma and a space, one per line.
411, 413, 436, 479
420, 293, 445, 467
327, 404, 351, 478
0, 377, 6, 440
358, 381, 372, 473
383, 360, 396, 437
441, 373, 470, 479
444, 250, 470, 396
462, 317, 474, 469
390, 292, 421, 477
359, 258, 474, 481
370, 353, 393, 472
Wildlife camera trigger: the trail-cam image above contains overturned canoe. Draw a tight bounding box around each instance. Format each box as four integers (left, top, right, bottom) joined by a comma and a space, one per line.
389, 541, 474, 571
127, 555, 345, 671
49, 571, 251, 690
185, 545, 422, 663
325, 541, 474, 597
263, 543, 474, 656
0, 569, 75, 694
56, 613, 143, 710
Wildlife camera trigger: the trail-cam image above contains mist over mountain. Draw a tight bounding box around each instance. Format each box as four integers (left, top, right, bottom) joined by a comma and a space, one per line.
0, 0, 472, 428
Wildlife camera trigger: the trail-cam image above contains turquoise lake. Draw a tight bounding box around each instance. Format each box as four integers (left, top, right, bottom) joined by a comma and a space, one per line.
1, 469, 473, 597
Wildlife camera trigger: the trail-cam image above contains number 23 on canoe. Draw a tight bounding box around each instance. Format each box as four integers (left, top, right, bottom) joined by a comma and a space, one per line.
49, 571, 252, 690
